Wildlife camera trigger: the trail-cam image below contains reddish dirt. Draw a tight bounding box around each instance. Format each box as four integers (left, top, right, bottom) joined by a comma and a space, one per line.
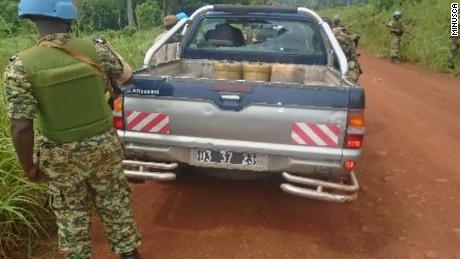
88, 52, 460, 259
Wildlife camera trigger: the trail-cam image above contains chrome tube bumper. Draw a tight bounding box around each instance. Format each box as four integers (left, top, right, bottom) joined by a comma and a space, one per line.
280, 171, 359, 203
122, 158, 360, 202
122, 160, 178, 181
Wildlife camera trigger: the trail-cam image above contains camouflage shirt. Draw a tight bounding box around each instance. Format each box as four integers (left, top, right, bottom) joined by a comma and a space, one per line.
387, 19, 404, 35
2, 33, 124, 148
333, 26, 358, 61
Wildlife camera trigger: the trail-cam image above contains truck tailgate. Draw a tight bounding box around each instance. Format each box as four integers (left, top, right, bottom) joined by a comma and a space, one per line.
122, 77, 355, 152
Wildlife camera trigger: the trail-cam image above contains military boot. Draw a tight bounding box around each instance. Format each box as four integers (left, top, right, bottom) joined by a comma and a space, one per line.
121, 249, 141, 259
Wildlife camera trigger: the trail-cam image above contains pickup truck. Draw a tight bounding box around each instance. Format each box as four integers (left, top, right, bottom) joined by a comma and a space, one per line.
113, 5, 366, 203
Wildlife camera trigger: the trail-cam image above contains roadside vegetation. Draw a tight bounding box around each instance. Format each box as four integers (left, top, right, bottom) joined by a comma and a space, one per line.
322, 0, 459, 74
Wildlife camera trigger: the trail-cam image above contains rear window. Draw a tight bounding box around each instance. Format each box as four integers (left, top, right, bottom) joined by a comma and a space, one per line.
187, 17, 325, 56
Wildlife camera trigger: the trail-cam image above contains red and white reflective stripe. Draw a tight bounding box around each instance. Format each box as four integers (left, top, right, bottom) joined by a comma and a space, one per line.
291, 122, 341, 147
126, 111, 170, 134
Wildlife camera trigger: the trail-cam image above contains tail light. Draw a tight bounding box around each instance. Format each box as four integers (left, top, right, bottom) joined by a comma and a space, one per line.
345, 110, 365, 149
112, 97, 124, 130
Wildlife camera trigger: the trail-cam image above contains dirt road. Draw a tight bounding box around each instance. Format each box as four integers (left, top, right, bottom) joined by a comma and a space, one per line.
90, 53, 460, 259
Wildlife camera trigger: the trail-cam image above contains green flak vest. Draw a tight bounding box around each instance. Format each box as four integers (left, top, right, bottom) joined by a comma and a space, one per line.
18, 37, 112, 143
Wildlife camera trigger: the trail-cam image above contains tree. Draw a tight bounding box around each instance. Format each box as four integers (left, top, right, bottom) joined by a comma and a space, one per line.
136, 0, 162, 29
127, 0, 136, 27
78, 0, 125, 31
0, 0, 20, 34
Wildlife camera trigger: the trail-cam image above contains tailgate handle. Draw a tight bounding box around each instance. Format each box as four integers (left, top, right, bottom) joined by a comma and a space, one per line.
220, 94, 241, 102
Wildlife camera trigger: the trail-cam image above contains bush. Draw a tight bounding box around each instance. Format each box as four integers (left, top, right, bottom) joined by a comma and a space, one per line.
136, 0, 163, 30
94, 28, 163, 68
322, 0, 459, 75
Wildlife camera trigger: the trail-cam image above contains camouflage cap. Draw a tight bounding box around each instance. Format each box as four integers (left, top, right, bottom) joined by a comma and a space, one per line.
163, 15, 178, 28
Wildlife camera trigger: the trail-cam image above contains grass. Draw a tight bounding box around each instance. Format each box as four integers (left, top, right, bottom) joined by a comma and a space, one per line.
321, 0, 459, 75
0, 28, 161, 258
91, 27, 163, 68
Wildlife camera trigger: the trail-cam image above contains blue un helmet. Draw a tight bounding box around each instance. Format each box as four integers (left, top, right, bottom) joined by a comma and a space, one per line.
19, 0, 77, 21
176, 12, 188, 21
393, 11, 402, 18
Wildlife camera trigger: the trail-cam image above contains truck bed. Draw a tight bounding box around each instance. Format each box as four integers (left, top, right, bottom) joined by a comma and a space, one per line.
138, 59, 344, 87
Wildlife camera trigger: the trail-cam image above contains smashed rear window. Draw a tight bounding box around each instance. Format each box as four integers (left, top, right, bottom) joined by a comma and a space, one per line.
188, 17, 325, 56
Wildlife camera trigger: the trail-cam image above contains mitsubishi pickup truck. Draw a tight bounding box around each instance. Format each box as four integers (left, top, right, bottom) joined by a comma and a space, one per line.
113, 5, 366, 202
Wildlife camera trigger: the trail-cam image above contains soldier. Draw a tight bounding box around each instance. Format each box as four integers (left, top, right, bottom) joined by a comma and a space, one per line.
448, 36, 459, 69
2, 1, 141, 259
333, 15, 361, 50
333, 24, 362, 83
333, 14, 342, 28
386, 11, 404, 63
151, 12, 188, 65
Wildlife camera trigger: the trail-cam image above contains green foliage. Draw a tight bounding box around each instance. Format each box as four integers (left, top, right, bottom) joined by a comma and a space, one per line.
136, 0, 163, 30
76, 0, 125, 31
0, 166, 51, 258
0, 1, 36, 36
1, 0, 376, 35
94, 28, 163, 68
322, 0, 458, 74
0, 0, 20, 34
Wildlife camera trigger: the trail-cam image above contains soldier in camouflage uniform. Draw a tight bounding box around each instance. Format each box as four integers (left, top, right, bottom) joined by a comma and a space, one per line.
386, 11, 404, 63
151, 12, 188, 66
333, 15, 361, 49
448, 36, 459, 69
333, 25, 362, 83
2, 1, 141, 259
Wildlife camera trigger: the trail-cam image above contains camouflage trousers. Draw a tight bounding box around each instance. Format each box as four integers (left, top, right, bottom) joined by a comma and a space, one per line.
39, 131, 141, 259
389, 35, 401, 58
348, 60, 361, 83
448, 37, 459, 67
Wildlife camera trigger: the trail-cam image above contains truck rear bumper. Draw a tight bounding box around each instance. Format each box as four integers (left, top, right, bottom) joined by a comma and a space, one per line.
120, 157, 360, 203
281, 172, 359, 202
118, 130, 361, 175
118, 131, 361, 202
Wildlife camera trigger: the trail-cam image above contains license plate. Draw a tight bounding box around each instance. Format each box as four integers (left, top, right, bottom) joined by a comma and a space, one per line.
191, 149, 268, 170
